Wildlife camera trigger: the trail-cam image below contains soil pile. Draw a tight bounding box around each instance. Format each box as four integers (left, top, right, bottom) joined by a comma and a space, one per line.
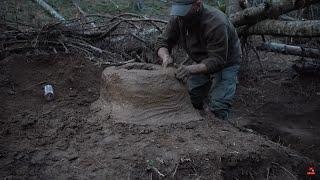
94, 63, 202, 125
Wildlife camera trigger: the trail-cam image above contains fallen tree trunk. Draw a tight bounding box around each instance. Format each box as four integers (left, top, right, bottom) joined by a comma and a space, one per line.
257, 42, 320, 58
238, 20, 320, 37
230, 0, 319, 27
32, 0, 66, 22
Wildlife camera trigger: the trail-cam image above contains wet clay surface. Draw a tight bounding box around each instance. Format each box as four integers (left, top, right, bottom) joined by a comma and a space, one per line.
95, 63, 202, 125
0, 54, 319, 179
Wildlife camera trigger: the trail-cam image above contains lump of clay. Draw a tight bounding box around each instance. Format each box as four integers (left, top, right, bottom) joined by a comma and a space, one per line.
95, 63, 203, 125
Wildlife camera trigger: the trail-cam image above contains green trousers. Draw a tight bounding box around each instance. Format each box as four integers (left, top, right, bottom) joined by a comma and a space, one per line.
187, 65, 240, 120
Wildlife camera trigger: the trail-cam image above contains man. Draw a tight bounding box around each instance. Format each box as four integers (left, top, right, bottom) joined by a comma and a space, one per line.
155, 0, 241, 120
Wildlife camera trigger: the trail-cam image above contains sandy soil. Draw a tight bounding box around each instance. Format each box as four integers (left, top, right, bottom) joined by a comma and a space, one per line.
0, 54, 319, 180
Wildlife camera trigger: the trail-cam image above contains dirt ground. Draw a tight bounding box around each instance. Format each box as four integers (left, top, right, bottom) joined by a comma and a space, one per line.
233, 50, 320, 163
0, 53, 320, 180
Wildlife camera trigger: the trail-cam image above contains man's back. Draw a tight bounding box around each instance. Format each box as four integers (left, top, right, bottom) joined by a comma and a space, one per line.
155, 5, 241, 73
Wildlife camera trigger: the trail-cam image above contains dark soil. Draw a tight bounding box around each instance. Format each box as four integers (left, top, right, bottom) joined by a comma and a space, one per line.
0, 54, 319, 180
233, 51, 320, 164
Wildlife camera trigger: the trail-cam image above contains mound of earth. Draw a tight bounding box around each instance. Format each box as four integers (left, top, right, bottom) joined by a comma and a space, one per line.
0, 55, 318, 180
93, 63, 202, 125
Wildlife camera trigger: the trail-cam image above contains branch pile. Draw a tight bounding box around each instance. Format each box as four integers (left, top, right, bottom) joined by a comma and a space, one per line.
0, 13, 167, 65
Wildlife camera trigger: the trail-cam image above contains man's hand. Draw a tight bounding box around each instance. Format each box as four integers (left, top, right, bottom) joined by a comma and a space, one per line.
175, 65, 191, 83
158, 47, 173, 68
175, 64, 208, 83
162, 55, 173, 68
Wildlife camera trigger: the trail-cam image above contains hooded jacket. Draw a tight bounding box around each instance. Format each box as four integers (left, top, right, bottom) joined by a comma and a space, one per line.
155, 5, 241, 74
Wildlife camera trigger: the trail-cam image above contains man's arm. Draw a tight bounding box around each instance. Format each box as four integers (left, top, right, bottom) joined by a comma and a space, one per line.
158, 47, 173, 68
201, 24, 228, 74
175, 64, 208, 83
186, 64, 208, 74
155, 17, 180, 67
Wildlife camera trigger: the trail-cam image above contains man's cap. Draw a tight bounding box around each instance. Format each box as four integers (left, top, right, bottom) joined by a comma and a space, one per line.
170, 0, 197, 16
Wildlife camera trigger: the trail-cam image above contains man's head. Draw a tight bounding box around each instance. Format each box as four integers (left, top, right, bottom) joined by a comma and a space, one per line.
170, 0, 202, 17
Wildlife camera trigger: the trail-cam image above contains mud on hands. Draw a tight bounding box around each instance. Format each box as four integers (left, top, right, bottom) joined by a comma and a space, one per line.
174, 64, 208, 83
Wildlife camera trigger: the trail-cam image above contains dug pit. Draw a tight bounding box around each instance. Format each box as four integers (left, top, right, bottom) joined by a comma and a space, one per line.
1, 55, 318, 179
93, 63, 203, 125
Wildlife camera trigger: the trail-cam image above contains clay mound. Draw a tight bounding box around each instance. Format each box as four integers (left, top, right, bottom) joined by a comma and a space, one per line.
96, 63, 203, 125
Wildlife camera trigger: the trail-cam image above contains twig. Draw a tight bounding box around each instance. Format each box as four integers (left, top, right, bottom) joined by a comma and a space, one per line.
72, 41, 103, 53
247, 41, 264, 73
249, 172, 254, 180
171, 163, 179, 178
109, 0, 119, 9
112, 13, 143, 20
67, 43, 91, 55
151, 167, 165, 178
97, 59, 135, 67
58, 40, 69, 53
98, 21, 124, 39
120, 18, 168, 24
128, 33, 149, 46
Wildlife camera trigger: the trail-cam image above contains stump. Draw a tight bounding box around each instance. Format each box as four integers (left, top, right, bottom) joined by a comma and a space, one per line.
95, 63, 203, 125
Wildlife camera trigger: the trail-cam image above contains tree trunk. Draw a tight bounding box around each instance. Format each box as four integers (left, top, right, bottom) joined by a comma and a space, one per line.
32, 0, 65, 22
257, 42, 320, 58
238, 20, 320, 37
230, 0, 319, 27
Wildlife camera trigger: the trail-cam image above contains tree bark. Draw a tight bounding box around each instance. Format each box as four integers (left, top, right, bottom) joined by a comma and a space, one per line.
257, 42, 320, 58
238, 20, 320, 37
32, 0, 65, 22
230, 0, 319, 27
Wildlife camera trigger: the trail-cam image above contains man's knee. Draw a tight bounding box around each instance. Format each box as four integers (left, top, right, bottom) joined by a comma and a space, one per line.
208, 65, 240, 120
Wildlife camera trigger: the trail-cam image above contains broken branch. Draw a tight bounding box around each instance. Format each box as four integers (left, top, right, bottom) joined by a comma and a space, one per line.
257, 42, 320, 58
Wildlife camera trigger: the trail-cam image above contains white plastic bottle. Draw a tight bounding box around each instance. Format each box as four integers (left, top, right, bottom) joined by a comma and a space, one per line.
44, 84, 54, 101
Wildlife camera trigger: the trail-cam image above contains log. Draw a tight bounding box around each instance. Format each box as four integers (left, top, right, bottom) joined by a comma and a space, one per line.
230, 0, 319, 27
257, 42, 320, 58
238, 20, 320, 37
32, 0, 65, 22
